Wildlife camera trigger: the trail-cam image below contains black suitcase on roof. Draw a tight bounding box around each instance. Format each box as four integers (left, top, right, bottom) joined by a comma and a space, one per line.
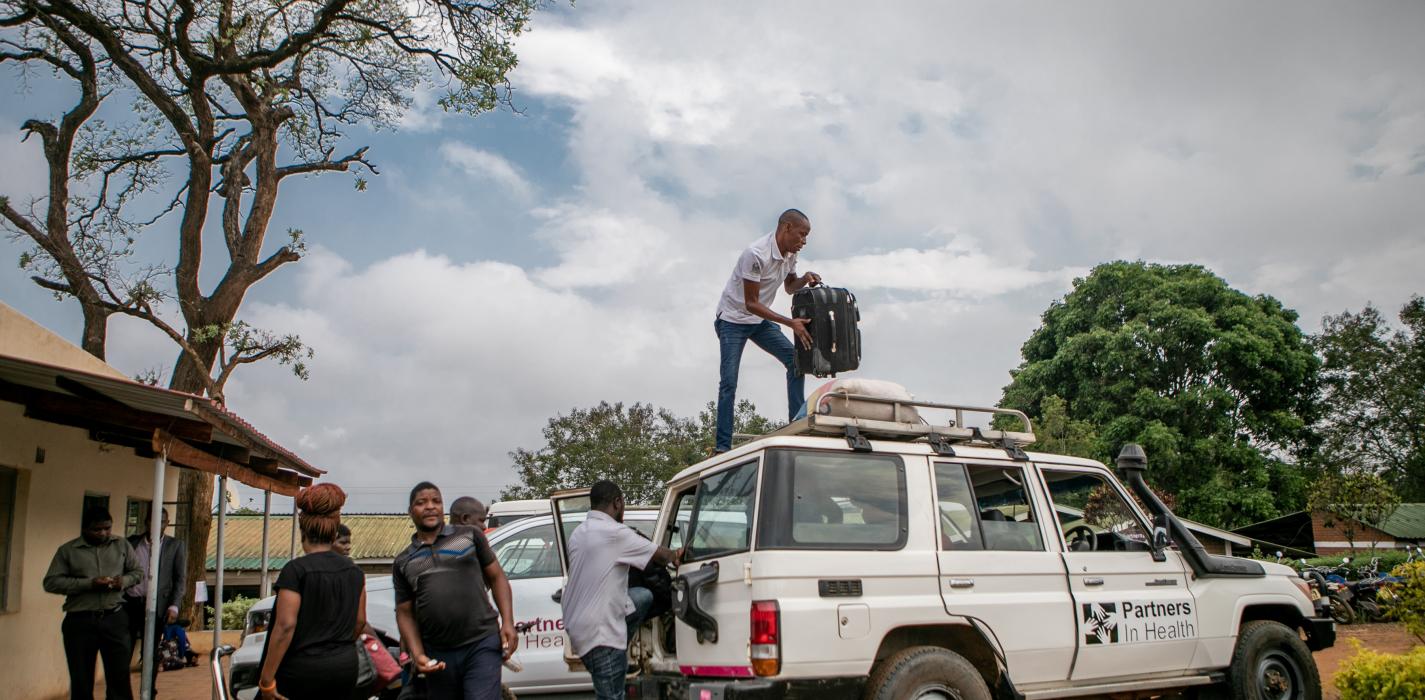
792, 285, 861, 377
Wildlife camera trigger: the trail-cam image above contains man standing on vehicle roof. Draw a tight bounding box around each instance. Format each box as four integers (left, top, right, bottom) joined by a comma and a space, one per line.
713, 208, 821, 453
394, 482, 517, 700
563, 481, 682, 700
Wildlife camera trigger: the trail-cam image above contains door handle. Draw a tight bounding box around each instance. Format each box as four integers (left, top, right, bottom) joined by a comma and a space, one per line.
1083, 577, 1105, 586
948, 578, 974, 589
1145, 578, 1178, 587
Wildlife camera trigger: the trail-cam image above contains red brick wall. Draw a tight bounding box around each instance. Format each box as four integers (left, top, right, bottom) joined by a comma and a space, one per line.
1311, 509, 1399, 554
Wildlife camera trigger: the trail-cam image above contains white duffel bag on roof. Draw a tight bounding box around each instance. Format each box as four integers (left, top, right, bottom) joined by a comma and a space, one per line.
808, 378, 922, 424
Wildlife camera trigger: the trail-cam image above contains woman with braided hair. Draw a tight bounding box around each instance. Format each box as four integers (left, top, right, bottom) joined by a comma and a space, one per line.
258, 483, 367, 699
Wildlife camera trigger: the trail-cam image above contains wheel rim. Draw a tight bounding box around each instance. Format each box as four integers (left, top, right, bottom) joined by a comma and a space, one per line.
1330, 598, 1352, 624
1256, 649, 1302, 700
909, 683, 963, 700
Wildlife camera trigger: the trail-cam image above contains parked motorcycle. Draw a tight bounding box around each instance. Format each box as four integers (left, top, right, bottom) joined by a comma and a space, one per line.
1300, 560, 1357, 625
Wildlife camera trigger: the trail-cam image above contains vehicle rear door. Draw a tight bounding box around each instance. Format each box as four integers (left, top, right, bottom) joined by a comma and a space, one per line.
549, 488, 593, 673
932, 459, 1076, 685
1037, 467, 1197, 682
671, 458, 761, 678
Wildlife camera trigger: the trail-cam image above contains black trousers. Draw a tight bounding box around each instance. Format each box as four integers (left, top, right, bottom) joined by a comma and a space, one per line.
62, 607, 134, 700
123, 596, 163, 687
274, 644, 359, 700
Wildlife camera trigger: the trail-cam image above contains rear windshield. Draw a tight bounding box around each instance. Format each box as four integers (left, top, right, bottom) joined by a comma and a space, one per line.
758, 449, 907, 550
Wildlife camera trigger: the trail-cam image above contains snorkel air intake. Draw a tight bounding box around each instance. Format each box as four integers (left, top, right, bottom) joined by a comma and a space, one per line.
1116, 444, 1264, 578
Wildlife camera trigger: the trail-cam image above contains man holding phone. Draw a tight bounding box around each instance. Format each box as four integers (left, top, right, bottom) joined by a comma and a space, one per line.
44, 506, 143, 700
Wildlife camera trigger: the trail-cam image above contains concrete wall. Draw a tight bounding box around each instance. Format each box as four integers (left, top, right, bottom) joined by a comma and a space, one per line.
0, 401, 181, 700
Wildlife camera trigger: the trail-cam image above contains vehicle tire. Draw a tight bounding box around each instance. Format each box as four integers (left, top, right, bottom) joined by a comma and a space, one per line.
1223, 620, 1322, 700
1355, 600, 1381, 623
1327, 594, 1355, 625
864, 646, 991, 700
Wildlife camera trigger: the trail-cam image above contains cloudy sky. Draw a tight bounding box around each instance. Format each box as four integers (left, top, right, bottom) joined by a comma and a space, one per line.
3, 2, 1423, 512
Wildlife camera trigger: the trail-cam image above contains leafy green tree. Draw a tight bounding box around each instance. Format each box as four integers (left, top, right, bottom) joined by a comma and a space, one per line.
1032, 395, 1101, 459
1306, 470, 1401, 553
1001, 261, 1318, 528
502, 400, 779, 504
1312, 297, 1425, 499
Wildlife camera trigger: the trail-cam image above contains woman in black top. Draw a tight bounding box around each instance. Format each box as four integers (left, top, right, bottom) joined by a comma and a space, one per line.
259, 483, 366, 700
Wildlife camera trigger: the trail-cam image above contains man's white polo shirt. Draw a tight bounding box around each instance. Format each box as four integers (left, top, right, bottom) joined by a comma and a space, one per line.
561, 510, 657, 657
716, 231, 799, 325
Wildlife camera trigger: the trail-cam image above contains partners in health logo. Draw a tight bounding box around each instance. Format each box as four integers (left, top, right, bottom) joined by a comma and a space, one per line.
1082, 602, 1118, 645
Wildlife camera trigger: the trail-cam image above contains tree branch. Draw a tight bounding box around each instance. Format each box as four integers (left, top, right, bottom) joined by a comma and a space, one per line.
275, 146, 376, 179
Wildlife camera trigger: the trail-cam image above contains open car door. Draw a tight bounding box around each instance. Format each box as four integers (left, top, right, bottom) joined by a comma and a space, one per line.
548, 488, 592, 672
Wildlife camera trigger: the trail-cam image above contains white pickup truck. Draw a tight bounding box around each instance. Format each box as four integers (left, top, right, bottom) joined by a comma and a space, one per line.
546, 387, 1333, 700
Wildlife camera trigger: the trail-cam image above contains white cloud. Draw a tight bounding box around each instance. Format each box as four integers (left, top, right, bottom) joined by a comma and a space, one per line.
440, 142, 535, 200
808, 238, 1084, 297
0, 128, 48, 202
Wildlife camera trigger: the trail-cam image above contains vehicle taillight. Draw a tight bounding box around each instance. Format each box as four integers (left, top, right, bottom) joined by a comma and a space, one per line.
750, 600, 780, 677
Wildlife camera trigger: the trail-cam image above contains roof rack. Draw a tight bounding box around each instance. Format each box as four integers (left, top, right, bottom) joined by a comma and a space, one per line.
760, 391, 1036, 458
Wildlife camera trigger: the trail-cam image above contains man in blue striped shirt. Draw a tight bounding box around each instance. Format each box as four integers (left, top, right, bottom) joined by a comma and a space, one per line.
393, 482, 517, 700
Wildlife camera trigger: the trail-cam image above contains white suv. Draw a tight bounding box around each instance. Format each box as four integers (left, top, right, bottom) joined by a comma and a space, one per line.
550, 389, 1333, 700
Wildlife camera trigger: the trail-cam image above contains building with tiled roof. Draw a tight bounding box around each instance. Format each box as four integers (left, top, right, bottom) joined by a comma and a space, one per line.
205, 514, 416, 591
1233, 503, 1425, 556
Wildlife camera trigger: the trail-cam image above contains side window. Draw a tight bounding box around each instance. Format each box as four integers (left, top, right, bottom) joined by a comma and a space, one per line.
628, 519, 657, 540
124, 498, 152, 538
934, 464, 980, 550
495, 523, 563, 580
759, 450, 907, 551
666, 489, 696, 551
1042, 470, 1150, 552
686, 462, 757, 561
934, 463, 1044, 552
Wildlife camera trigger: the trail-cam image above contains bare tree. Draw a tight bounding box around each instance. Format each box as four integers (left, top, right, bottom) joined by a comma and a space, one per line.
3, 0, 542, 622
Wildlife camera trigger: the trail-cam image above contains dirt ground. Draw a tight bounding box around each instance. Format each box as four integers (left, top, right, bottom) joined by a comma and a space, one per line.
1314, 622, 1420, 699
84, 624, 1419, 699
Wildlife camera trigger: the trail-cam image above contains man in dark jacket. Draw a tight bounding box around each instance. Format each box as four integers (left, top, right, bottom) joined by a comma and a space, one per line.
44, 506, 143, 700
124, 508, 186, 688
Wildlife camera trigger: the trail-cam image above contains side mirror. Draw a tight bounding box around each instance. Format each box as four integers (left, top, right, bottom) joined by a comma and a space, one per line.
1149, 526, 1169, 562
1275, 550, 1283, 559
1342, 556, 1351, 565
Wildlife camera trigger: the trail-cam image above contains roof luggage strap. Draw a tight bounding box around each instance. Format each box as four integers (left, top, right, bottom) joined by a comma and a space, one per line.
843, 426, 872, 453
926, 433, 957, 457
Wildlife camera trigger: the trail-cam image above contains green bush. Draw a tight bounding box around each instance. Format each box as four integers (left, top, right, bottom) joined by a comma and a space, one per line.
206, 594, 258, 631
1334, 640, 1425, 700
1386, 561, 1425, 644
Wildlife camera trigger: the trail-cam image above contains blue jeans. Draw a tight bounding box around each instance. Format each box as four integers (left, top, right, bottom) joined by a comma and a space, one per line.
580, 587, 656, 700
715, 319, 805, 452
425, 632, 503, 700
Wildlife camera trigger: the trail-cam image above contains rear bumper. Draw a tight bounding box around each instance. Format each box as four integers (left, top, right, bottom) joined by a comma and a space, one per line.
1304, 615, 1336, 651
631, 675, 864, 700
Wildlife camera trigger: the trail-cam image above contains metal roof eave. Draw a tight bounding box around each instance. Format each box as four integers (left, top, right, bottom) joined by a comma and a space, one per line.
0, 352, 320, 490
